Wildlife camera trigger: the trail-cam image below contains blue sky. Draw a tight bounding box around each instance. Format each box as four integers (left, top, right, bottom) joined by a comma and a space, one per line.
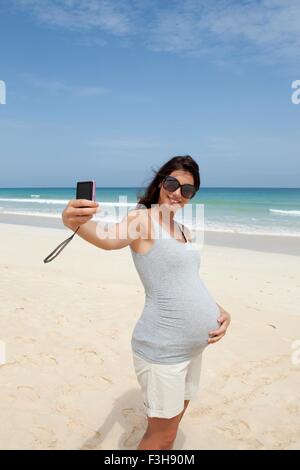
0, 0, 299, 188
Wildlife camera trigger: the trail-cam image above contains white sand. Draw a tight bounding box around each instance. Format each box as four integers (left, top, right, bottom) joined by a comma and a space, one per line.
0, 222, 300, 450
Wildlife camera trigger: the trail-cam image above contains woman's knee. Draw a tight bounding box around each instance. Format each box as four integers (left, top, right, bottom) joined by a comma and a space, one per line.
145, 414, 181, 444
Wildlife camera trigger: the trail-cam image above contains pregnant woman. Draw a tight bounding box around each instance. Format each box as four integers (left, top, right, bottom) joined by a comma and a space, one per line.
62, 155, 231, 450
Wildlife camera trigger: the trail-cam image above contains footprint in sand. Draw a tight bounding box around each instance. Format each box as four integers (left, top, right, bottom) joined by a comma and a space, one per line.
55, 401, 79, 418
31, 426, 57, 448
1, 392, 17, 404
286, 403, 300, 414
17, 385, 40, 401
38, 352, 59, 365
216, 418, 251, 439
20, 355, 40, 367
74, 348, 104, 365
14, 336, 37, 344
98, 375, 113, 384
189, 406, 214, 418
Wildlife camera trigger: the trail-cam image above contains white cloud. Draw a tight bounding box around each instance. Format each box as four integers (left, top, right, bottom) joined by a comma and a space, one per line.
148, 0, 300, 63
24, 74, 110, 96
12, 0, 135, 35
10, 0, 300, 64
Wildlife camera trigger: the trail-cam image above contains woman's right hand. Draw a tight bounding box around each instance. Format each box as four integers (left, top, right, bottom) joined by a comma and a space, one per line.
62, 199, 99, 231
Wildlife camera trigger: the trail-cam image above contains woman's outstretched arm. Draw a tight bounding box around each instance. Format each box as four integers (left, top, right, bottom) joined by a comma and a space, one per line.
62, 199, 142, 251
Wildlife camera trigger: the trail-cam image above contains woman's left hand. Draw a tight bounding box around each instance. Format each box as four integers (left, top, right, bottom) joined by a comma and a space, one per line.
208, 305, 231, 344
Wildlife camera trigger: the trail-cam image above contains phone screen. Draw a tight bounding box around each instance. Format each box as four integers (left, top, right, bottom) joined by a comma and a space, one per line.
76, 181, 95, 207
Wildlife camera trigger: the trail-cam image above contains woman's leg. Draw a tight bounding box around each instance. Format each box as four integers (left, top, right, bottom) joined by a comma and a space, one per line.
179, 399, 190, 422
136, 400, 190, 450
137, 414, 181, 450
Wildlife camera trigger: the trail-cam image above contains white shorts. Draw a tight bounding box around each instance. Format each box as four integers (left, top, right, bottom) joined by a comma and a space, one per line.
132, 351, 203, 419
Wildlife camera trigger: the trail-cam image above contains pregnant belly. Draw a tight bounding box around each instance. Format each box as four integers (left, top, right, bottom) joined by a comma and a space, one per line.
158, 299, 219, 350
143, 285, 221, 354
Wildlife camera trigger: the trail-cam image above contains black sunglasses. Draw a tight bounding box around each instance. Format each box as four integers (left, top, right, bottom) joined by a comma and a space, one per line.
162, 175, 196, 199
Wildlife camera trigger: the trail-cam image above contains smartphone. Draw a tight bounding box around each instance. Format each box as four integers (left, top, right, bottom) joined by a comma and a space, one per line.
76, 180, 96, 207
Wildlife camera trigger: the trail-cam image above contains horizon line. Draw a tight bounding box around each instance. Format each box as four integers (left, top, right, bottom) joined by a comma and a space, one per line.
0, 186, 299, 190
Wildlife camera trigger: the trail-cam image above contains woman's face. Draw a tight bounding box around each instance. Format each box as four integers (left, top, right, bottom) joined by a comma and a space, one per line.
158, 170, 195, 212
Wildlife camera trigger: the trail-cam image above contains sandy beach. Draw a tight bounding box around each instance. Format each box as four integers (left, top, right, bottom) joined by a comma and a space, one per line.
0, 219, 300, 450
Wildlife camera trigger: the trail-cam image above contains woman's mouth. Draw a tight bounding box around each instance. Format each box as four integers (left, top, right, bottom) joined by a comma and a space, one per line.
168, 195, 180, 204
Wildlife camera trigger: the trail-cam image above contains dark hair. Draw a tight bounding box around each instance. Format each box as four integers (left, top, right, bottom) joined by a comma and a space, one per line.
136, 155, 200, 209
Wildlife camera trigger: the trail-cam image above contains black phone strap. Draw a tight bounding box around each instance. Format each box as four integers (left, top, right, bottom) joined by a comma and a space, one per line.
43, 226, 80, 263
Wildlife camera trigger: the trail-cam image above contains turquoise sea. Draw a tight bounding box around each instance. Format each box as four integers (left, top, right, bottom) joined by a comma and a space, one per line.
0, 187, 299, 236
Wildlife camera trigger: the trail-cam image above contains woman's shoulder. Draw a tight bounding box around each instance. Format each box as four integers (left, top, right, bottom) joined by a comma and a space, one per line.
128, 208, 154, 252
127, 208, 152, 237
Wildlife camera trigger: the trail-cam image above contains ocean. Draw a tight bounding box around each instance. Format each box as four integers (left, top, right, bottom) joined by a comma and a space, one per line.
0, 187, 299, 237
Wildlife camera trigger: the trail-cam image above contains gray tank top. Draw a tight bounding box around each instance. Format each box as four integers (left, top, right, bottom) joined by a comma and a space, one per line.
129, 212, 220, 364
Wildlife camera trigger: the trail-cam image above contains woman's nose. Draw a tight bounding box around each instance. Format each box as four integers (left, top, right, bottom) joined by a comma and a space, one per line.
173, 187, 182, 198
